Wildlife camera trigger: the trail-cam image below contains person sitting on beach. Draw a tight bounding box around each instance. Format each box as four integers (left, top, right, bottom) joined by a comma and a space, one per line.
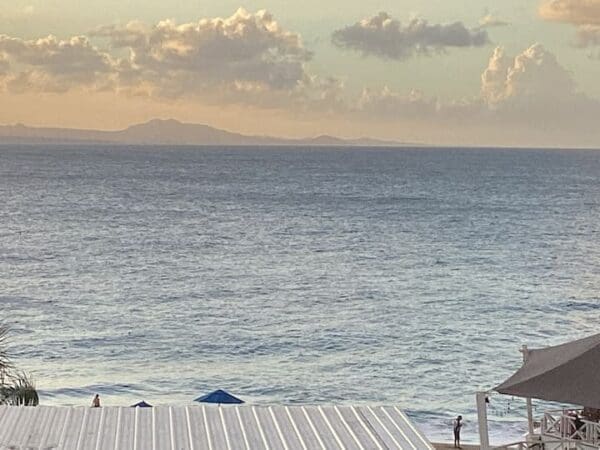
92, 394, 101, 407
453, 415, 463, 448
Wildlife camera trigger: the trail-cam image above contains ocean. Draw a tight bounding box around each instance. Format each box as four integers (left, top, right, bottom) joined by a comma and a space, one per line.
1, 144, 599, 443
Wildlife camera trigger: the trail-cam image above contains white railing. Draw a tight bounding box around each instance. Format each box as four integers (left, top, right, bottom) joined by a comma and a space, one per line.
494, 438, 597, 450
541, 409, 600, 448
492, 440, 534, 450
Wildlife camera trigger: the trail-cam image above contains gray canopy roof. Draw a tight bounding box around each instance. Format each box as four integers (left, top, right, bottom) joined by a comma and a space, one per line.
0, 404, 435, 450
495, 333, 600, 408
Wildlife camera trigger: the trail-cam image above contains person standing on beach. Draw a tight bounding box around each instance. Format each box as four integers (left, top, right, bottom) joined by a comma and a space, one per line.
453, 415, 463, 448
92, 394, 101, 407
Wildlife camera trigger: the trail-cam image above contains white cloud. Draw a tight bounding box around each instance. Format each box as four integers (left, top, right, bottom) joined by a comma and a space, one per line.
332, 12, 489, 60
479, 14, 510, 28
0, 53, 8, 74
356, 87, 439, 117
353, 44, 600, 133
481, 43, 576, 107
540, 0, 600, 53
480, 46, 512, 105
482, 44, 600, 134
574, 25, 600, 51
0, 34, 116, 92
539, 0, 600, 25
0, 5, 35, 21
0, 8, 338, 109
92, 8, 312, 95
480, 44, 600, 142
1, 7, 599, 146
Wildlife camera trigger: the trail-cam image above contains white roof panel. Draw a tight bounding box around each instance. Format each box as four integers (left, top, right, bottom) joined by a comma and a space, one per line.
0, 404, 434, 450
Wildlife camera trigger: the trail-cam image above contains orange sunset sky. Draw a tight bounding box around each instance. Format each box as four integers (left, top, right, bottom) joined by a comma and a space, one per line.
1, 0, 600, 147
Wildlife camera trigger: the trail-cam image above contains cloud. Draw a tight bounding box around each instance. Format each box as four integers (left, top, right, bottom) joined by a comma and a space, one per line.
356, 87, 439, 117
479, 14, 510, 28
478, 43, 591, 116
354, 43, 600, 134
342, 42, 600, 147
481, 43, 577, 107
0, 5, 36, 21
0, 34, 116, 92
480, 46, 512, 104
0, 54, 8, 74
92, 8, 312, 95
540, 0, 600, 53
331, 12, 489, 60
539, 0, 600, 25
478, 43, 600, 131
1, 7, 599, 146
481, 44, 600, 140
573, 25, 600, 52
353, 86, 487, 124
0, 8, 335, 109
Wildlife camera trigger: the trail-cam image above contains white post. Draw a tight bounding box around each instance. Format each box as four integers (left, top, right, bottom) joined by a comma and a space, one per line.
521, 345, 535, 438
477, 391, 490, 450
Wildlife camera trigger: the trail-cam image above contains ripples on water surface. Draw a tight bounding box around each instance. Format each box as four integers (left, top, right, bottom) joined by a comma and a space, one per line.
1, 145, 600, 442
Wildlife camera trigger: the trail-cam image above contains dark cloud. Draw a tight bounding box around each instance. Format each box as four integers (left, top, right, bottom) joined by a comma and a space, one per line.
332, 12, 489, 60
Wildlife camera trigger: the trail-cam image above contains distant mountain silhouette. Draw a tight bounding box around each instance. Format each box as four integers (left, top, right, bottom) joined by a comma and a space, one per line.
0, 119, 405, 146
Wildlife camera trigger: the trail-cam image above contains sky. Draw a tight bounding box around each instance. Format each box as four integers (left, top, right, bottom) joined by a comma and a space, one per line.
1, 0, 600, 147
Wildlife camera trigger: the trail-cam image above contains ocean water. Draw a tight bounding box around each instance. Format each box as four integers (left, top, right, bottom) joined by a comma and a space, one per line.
1, 145, 600, 443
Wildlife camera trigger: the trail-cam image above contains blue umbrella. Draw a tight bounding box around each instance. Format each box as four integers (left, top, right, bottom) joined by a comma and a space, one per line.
194, 389, 244, 404
131, 400, 152, 407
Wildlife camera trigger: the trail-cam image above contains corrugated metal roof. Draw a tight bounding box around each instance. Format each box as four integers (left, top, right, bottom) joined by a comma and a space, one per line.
0, 404, 434, 450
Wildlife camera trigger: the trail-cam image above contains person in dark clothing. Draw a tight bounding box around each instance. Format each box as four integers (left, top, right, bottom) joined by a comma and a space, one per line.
92, 394, 100, 407
453, 415, 463, 448
574, 414, 584, 439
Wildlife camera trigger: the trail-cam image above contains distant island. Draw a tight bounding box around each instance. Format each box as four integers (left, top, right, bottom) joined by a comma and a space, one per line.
0, 119, 407, 147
